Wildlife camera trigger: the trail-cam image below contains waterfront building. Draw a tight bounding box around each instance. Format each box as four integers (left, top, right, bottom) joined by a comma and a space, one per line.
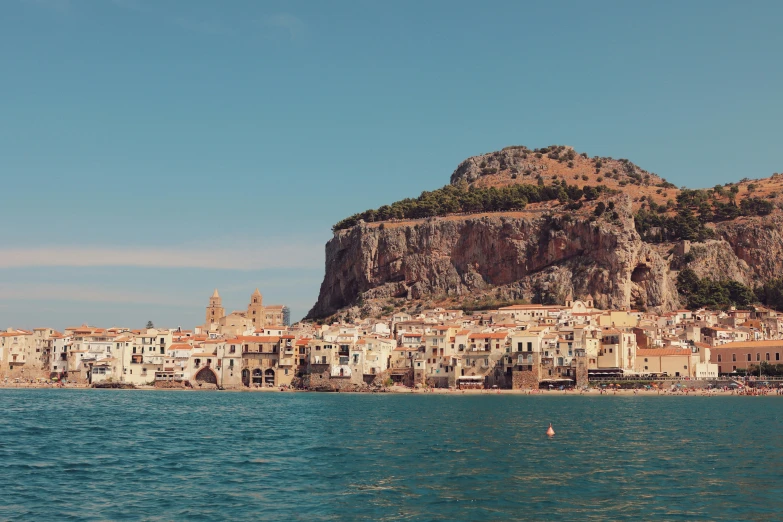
710, 340, 783, 374
0, 329, 35, 377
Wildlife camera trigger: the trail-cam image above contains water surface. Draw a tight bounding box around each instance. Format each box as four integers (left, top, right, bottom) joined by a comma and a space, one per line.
2, 390, 782, 520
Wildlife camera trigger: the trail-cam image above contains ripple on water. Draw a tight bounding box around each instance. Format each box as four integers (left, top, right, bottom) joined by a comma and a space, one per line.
1, 391, 783, 521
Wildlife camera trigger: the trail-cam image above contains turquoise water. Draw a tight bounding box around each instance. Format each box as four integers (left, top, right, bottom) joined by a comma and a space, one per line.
2, 390, 783, 521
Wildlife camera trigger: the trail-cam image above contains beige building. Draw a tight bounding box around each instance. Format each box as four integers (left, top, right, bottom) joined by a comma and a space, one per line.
237, 335, 295, 387
205, 289, 288, 331
0, 329, 36, 378
635, 348, 693, 377
205, 289, 226, 330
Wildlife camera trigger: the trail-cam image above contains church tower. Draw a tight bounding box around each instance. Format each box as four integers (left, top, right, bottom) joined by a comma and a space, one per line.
205, 289, 225, 327
247, 288, 264, 328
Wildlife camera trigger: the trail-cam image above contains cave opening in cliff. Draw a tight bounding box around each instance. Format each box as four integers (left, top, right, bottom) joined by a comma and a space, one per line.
631, 264, 651, 283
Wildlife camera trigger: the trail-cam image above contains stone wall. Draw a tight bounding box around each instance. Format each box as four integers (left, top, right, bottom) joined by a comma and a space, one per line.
154, 380, 188, 389
575, 356, 589, 388
512, 370, 540, 390
304, 368, 372, 392
425, 376, 449, 388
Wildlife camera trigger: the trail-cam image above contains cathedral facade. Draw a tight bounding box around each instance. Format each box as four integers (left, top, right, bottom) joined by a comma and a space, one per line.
204, 289, 289, 330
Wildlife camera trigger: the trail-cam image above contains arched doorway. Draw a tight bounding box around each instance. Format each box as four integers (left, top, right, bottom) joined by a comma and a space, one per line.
195, 367, 218, 385
252, 369, 263, 386
241, 369, 250, 387
264, 369, 275, 386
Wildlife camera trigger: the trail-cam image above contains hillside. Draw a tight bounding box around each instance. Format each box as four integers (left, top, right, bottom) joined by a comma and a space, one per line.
309, 145, 782, 320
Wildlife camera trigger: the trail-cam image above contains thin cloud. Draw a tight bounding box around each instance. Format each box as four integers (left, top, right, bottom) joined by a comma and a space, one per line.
0, 244, 323, 270
0, 283, 195, 307
174, 17, 230, 36
262, 13, 306, 41
111, 0, 231, 36
109, 0, 146, 13
20, 0, 70, 11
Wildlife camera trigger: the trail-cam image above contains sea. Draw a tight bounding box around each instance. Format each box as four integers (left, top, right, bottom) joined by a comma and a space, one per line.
2, 390, 782, 521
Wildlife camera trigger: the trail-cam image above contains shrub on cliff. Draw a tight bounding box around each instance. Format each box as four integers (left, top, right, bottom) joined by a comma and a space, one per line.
740, 197, 773, 216
676, 269, 755, 309
332, 181, 605, 231
634, 209, 715, 243
756, 279, 783, 311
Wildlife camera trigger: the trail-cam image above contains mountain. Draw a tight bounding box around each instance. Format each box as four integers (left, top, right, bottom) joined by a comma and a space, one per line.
307, 145, 783, 320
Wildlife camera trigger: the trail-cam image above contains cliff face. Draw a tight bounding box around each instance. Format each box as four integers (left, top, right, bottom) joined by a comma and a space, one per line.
308, 195, 680, 318
308, 145, 783, 319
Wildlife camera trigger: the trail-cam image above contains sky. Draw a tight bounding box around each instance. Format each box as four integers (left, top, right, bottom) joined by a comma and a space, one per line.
1, 0, 782, 329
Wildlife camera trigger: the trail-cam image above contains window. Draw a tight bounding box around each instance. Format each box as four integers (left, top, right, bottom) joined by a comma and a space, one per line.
609, 348, 613, 353
766, 353, 770, 361
527, 342, 532, 352
733, 366, 736, 371
160, 346, 164, 354
777, 353, 781, 361
229, 359, 234, 368
230, 345, 236, 353
717, 354, 722, 362
732, 354, 736, 362
748, 354, 752, 362
644, 358, 648, 362
644, 366, 648, 370
684, 365, 688, 369
517, 342, 523, 351
756, 353, 760, 361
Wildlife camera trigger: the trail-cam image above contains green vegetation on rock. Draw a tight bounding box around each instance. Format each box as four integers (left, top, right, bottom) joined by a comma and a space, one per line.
755, 278, 783, 311
676, 268, 756, 309
332, 181, 614, 231
634, 188, 775, 243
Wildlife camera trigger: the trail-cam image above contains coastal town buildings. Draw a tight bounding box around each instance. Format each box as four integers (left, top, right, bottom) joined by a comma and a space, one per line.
9, 290, 783, 389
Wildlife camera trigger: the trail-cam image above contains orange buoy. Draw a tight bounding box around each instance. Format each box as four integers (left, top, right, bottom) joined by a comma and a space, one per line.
546, 423, 555, 437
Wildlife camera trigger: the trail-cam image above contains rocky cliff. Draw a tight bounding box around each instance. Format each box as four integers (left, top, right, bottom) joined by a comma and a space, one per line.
308, 194, 680, 318
307, 146, 782, 319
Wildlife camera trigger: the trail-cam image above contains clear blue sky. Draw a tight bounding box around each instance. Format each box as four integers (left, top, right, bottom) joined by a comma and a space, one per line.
2, 0, 781, 329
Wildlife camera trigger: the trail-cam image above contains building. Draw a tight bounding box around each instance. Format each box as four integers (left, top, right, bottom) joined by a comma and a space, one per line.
710, 340, 783, 374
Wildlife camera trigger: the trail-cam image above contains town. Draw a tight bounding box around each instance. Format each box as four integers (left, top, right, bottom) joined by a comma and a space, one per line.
2, 289, 783, 391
